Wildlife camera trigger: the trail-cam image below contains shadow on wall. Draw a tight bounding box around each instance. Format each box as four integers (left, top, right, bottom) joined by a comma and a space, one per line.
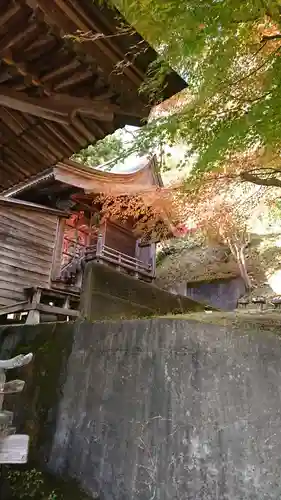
1, 316, 281, 499
170, 277, 246, 310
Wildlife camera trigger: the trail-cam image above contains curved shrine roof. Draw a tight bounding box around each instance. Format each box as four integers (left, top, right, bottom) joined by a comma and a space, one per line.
2, 155, 162, 198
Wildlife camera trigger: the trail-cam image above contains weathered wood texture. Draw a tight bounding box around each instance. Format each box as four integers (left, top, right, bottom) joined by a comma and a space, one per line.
0, 206, 58, 307
0, 1, 185, 190
138, 242, 156, 269
104, 222, 136, 257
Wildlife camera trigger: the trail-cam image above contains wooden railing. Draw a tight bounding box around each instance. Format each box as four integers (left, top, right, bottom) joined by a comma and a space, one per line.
85, 236, 155, 279
58, 244, 85, 286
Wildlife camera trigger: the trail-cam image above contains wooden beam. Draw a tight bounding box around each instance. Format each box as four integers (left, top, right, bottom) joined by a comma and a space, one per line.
0, 88, 68, 124
56, 0, 144, 84
0, 9, 33, 55
0, 3, 21, 26
24, 0, 143, 88
36, 303, 80, 317
0, 301, 31, 317
0, 157, 27, 182
54, 68, 93, 91
41, 59, 80, 84
3, 52, 52, 96
23, 134, 57, 163
43, 122, 76, 153
23, 37, 57, 61
4, 148, 36, 176
0, 87, 115, 123
28, 126, 65, 159
71, 117, 96, 143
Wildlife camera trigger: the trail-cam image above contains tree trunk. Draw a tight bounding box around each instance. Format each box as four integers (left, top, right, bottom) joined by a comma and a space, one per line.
237, 253, 252, 290
229, 241, 252, 290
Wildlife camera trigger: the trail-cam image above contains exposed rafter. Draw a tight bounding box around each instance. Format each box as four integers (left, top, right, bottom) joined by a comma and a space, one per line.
0, 87, 117, 123
0, 0, 186, 190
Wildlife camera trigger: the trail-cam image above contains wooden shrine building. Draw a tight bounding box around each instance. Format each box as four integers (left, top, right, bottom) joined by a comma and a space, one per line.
0, 0, 186, 322
0, 157, 164, 322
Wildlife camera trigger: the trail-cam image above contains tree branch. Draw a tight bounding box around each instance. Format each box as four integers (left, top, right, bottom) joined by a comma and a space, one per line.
240, 170, 281, 187
261, 34, 281, 42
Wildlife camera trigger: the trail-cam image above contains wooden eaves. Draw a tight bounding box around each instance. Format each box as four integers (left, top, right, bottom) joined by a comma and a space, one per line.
1, 156, 173, 242
0, 0, 186, 190
0, 195, 67, 216
1, 156, 162, 201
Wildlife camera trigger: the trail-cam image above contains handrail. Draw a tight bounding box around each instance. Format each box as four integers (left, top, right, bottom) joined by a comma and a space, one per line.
102, 251, 150, 272
103, 245, 148, 266
61, 247, 85, 272
102, 248, 151, 269
85, 243, 154, 277
59, 235, 155, 283
86, 244, 150, 267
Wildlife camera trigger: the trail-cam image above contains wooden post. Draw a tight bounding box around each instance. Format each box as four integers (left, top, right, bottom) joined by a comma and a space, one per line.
96, 233, 103, 258
59, 295, 71, 322
26, 288, 41, 325
149, 243, 156, 278
134, 242, 140, 279
25, 310, 40, 325
51, 218, 66, 280
134, 261, 139, 280
135, 239, 140, 260
76, 270, 83, 288
117, 253, 121, 272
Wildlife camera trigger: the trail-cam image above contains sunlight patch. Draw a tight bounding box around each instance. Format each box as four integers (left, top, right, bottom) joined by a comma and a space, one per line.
267, 270, 281, 294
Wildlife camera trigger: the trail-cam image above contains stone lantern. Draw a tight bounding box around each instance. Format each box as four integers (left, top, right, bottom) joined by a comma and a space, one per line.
0, 353, 33, 464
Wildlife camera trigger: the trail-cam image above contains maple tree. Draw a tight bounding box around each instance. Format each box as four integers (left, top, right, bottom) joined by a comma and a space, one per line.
109, 0, 281, 187
166, 182, 254, 289
198, 202, 252, 289
94, 161, 273, 289
96, 190, 173, 241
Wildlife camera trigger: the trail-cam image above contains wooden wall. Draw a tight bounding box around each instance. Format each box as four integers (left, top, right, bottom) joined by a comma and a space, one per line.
0, 206, 59, 308
137, 243, 156, 268
104, 221, 136, 257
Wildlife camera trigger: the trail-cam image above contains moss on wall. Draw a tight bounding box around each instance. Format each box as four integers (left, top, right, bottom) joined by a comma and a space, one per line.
0, 321, 92, 499
3, 465, 92, 500
2, 315, 281, 499
0, 322, 75, 463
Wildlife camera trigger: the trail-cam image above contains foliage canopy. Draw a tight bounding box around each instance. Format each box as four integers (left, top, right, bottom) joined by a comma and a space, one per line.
112, 0, 281, 186
72, 133, 124, 167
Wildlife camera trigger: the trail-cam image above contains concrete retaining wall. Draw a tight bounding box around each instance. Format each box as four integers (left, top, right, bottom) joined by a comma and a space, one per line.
80, 262, 205, 320
1, 315, 281, 499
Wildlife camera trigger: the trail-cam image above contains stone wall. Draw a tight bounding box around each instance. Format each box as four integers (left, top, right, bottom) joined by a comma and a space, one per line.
2, 316, 281, 499
0, 322, 74, 464
47, 317, 281, 499
170, 276, 246, 310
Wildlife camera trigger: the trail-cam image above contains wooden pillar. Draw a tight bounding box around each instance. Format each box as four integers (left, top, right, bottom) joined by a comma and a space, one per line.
100, 219, 107, 246
149, 243, 156, 278
25, 289, 41, 325
51, 218, 66, 281
135, 239, 140, 260
134, 239, 140, 279
96, 233, 103, 258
